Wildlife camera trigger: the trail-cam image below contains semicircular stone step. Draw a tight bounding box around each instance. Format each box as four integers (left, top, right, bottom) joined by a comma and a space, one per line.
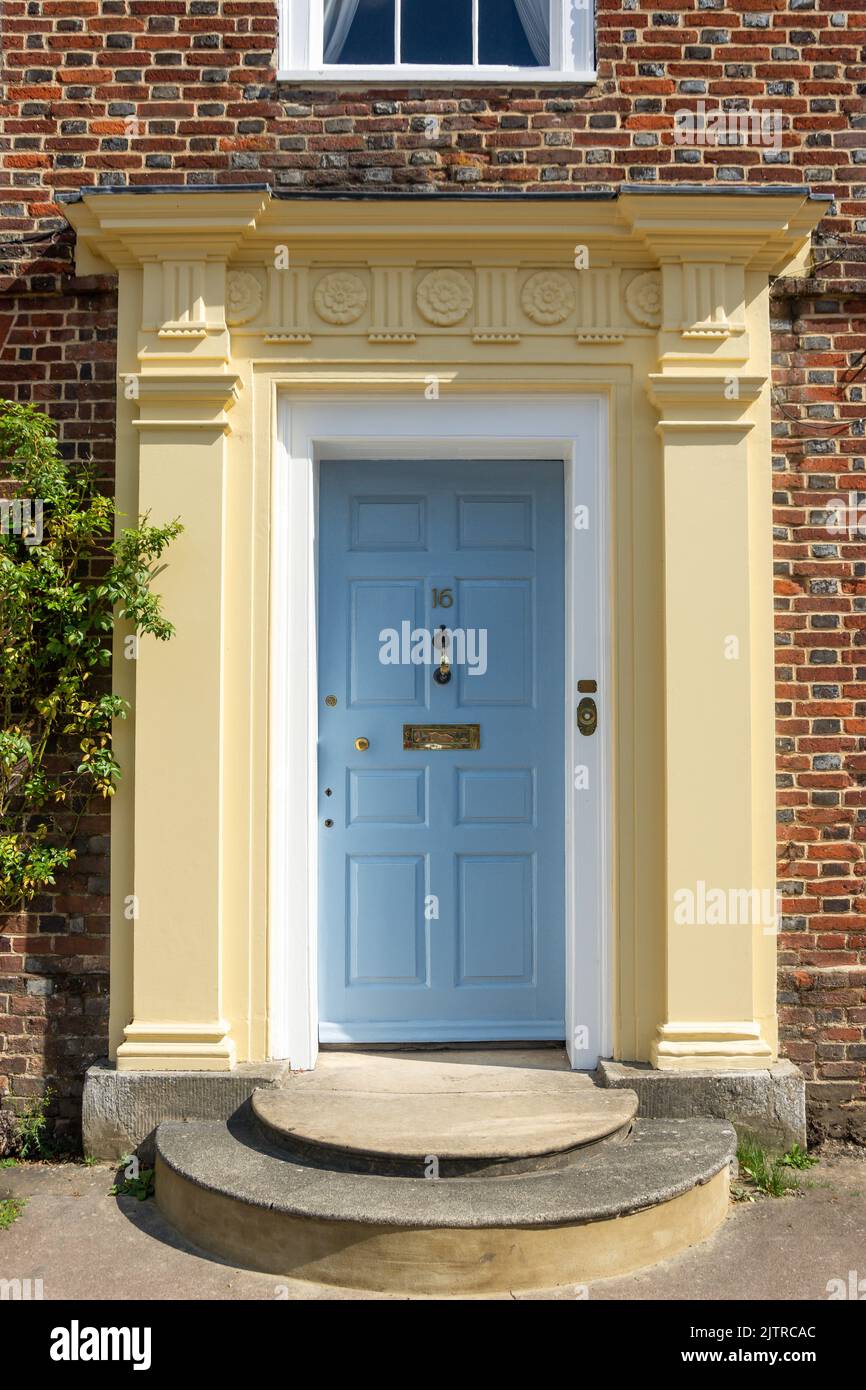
155, 1117, 736, 1296
251, 1052, 638, 1177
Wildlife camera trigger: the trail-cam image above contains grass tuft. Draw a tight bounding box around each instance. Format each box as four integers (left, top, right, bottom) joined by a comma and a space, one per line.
733, 1136, 817, 1201
0, 1196, 25, 1231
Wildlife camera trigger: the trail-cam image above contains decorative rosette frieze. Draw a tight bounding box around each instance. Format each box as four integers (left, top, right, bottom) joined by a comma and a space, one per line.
416, 269, 473, 327
624, 271, 662, 330
167, 259, 709, 348
520, 271, 576, 326
313, 272, 368, 325
225, 270, 264, 326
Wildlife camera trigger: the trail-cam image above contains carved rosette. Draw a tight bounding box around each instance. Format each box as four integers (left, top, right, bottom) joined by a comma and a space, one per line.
624, 271, 662, 329
225, 270, 263, 326
313, 272, 368, 325
520, 271, 576, 326
416, 270, 474, 327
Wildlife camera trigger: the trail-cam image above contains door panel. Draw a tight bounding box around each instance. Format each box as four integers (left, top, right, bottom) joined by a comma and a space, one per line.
455, 578, 532, 706
351, 494, 428, 551
318, 458, 565, 1041
457, 767, 535, 824
457, 493, 534, 550
457, 854, 534, 984
349, 581, 425, 706
348, 855, 428, 986
348, 768, 428, 826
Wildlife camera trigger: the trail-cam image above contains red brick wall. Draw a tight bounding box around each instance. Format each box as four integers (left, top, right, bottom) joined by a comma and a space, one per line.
772, 270, 866, 1144
1, 0, 864, 1142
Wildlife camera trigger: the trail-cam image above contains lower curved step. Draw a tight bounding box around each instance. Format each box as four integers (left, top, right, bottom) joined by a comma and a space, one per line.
155, 1117, 735, 1295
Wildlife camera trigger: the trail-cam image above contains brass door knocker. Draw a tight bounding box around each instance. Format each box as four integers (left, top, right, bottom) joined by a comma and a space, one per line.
433, 625, 451, 685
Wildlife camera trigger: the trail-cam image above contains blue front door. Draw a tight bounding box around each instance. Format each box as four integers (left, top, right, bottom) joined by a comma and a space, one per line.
318, 459, 565, 1042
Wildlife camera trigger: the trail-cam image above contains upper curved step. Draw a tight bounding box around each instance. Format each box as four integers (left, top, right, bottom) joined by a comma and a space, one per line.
251, 1052, 637, 1176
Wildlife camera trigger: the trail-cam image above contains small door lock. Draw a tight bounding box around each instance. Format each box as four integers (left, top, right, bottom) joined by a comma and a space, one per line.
354, 736, 370, 751
577, 697, 597, 737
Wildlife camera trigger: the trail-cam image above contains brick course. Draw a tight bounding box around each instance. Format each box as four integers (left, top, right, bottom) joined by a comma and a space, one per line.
1, 0, 864, 1142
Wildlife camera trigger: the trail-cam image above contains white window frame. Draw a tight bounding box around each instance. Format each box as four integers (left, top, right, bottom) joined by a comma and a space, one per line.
277, 0, 595, 84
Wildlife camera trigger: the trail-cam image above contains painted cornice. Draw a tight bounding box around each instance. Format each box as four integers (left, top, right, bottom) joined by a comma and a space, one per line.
66, 190, 272, 272
64, 188, 826, 437
65, 188, 825, 278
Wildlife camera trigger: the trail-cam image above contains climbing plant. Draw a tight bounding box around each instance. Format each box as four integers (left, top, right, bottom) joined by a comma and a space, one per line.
0, 401, 182, 912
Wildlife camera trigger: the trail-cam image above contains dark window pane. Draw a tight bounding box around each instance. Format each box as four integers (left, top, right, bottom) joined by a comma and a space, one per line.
331, 0, 395, 65
401, 0, 472, 65
479, 0, 549, 67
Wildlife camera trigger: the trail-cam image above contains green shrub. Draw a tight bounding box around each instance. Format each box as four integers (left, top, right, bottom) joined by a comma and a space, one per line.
0, 401, 181, 912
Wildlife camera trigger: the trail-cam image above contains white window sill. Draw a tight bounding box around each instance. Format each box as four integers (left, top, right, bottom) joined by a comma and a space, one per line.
276, 66, 597, 85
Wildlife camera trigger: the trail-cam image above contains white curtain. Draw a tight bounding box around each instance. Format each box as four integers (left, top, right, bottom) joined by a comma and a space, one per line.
324, 0, 362, 62
513, 0, 551, 64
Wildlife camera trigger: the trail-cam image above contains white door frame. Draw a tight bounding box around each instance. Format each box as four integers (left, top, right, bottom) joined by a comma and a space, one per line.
270, 391, 611, 1072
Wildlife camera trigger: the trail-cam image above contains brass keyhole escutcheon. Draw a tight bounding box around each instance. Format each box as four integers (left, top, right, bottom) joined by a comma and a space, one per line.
354, 737, 370, 751
577, 698, 597, 736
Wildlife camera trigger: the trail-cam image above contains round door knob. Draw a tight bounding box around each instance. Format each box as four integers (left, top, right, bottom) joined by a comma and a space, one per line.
354, 737, 370, 751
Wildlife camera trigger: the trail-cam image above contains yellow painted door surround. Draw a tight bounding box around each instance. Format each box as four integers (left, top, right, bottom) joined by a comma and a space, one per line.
65, 188, 824, 1073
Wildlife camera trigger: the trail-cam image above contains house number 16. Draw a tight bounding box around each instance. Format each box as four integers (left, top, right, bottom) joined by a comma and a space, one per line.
432, 588, 453, 608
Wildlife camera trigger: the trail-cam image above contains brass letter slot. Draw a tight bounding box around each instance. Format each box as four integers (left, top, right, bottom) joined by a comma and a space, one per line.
403, 723, 480, 751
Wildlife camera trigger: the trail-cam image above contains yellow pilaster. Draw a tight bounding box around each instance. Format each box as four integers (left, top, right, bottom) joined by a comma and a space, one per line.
649, 373, 776, 1067
116, 375, 240, 1070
